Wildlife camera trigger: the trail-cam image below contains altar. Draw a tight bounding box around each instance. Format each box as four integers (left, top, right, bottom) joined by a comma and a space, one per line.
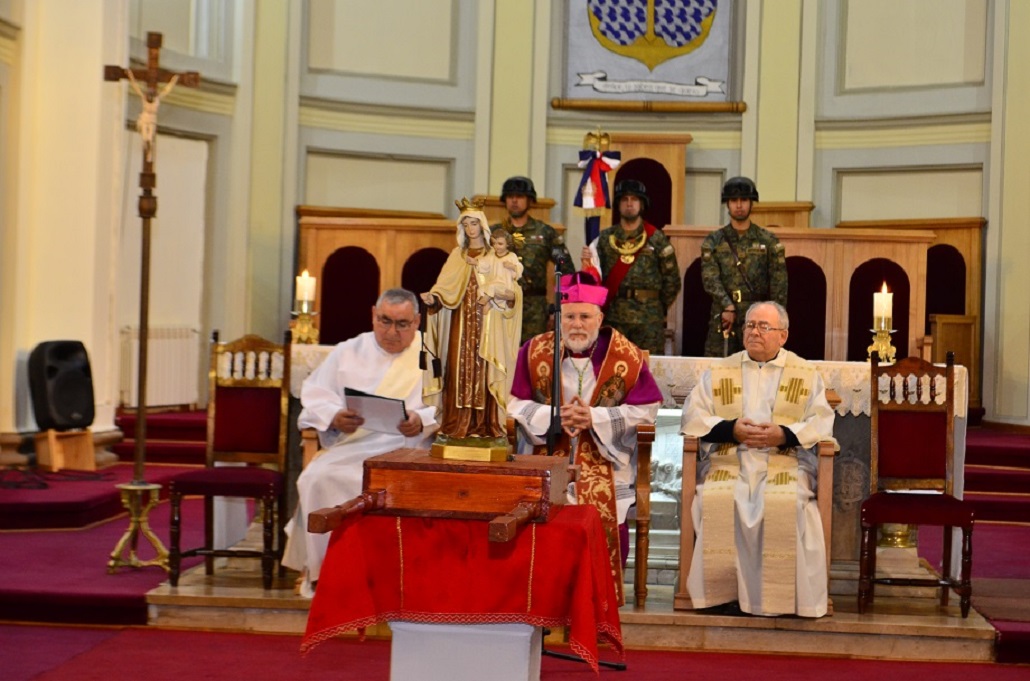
288, 347, 969, 581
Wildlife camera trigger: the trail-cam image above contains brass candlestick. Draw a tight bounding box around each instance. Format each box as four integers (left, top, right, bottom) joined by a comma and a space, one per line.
867, 317, 896, 363
291, 300, 319, 345
108, 482, 169, 572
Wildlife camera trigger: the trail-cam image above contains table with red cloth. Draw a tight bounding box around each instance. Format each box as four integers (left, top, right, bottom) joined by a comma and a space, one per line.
300, 505, 623, 673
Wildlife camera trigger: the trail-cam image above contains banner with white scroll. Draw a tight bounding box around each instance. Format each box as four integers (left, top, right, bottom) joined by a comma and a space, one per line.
564, 0, 734, 102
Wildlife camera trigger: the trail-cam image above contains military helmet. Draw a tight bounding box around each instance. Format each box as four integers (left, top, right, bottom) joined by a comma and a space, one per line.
721, 176, 759, 203
613, 179, 650, 209
500, 176, 537, 203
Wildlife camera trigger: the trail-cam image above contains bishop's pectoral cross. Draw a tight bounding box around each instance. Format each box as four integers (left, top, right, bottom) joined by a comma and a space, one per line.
103, 33, 200, 574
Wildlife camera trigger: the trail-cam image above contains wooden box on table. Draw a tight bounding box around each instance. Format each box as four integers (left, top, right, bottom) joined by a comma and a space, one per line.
308, 448, 572, 541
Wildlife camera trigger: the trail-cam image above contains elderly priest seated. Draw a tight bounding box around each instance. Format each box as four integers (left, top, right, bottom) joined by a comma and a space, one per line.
680, 301, 835, 617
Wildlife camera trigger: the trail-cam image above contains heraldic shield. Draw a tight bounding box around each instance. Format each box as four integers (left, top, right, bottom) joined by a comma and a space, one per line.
587, 0, 718, 70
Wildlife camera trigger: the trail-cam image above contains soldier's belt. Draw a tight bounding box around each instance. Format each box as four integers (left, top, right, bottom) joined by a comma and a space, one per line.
616, 288, 660, 301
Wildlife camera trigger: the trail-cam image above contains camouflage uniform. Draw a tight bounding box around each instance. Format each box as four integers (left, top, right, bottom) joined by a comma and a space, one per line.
491, 215, 573, 345
596, 222, 681, 355
701, 223, 788, 356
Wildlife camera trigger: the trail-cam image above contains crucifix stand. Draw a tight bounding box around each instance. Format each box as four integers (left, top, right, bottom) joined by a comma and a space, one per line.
104, 32, 200, 573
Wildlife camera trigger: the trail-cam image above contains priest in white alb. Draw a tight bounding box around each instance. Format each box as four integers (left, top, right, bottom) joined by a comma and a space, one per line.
283, 288, 439, 597
680, 301, 836, 617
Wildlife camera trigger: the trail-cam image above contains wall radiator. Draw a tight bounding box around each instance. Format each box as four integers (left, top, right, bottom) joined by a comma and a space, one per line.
120, 326, 201, 408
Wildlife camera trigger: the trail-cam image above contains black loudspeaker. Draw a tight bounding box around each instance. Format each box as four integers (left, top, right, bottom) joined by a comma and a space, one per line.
28, 340, 95, 431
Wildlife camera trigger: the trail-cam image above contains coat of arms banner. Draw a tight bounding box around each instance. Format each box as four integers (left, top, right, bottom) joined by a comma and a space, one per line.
563, 0, 734, 105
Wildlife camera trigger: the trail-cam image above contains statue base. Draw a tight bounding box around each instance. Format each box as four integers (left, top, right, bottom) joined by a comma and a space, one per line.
430, 435, 510, 462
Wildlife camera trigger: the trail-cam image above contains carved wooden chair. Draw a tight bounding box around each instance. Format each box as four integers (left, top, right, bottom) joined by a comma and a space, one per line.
168, 331, 291, 590
674, 392, 838, 612
859, 352, 974, 617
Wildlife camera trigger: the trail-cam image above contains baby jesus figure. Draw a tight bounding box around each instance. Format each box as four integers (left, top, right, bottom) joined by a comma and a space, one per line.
477, 229, 523, 310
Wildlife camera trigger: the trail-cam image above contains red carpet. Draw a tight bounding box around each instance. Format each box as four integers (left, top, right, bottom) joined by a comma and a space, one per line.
965, 428, 1030, 524
0, 496, 205, 625
919, 522, 1030, 664
3, 625, 1029, 681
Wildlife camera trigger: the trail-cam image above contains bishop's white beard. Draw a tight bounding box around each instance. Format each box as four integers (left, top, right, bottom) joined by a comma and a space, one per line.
563, 328, 599, 354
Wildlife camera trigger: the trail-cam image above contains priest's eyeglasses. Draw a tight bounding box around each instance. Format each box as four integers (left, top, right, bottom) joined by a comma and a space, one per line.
375, 315, 415, 331
744, 321, 785, 334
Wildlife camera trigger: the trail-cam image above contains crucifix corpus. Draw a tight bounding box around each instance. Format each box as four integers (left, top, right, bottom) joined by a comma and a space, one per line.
104, 32, 200, 573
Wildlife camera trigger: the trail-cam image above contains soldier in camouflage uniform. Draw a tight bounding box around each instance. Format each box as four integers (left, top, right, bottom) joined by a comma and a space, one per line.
583, 179, 681, 355
491, 176, 574, 345
701, 177, 788, 356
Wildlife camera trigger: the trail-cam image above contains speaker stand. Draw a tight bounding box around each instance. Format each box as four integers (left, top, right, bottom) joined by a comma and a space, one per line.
34, 429, 95, 472
107, 482, 169, 573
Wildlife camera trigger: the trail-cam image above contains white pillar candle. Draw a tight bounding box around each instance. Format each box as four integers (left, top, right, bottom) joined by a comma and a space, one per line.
873, 282, 892, 329
296, 269, 316, 302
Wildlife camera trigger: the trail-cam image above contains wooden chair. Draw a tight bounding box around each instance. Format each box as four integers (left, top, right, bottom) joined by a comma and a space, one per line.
859, 352, 974, 617
674, 394, 838, 611
168, 331, 291, 590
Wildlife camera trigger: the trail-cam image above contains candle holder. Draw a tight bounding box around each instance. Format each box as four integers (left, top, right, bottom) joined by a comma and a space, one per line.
108, 482, 169, 572
867, 318, 896, 364
291, 300, 319, 345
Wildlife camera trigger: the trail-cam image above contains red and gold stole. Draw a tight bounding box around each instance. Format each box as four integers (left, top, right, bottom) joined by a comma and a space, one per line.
525, 329, 644, 605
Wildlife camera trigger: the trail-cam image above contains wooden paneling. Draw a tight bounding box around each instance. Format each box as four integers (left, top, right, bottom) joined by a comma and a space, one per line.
297, 212, 457, 329
930, 314, 980, 408
665, 226, 936, 360
750, 201, 815, 228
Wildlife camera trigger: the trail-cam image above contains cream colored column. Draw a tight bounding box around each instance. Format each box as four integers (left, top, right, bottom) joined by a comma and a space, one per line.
1, 0, 128, 449
487, 0, 540, 193
795, 0, 818, 201
984, 0, 1030, 424
247, 0, 291, 338
751, 0, 803, 200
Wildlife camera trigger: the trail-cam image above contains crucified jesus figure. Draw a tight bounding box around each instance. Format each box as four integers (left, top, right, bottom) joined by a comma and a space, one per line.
125, 69, 179, 162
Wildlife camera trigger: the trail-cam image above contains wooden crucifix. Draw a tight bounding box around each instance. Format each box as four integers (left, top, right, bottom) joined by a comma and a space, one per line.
104, 33, 200, 572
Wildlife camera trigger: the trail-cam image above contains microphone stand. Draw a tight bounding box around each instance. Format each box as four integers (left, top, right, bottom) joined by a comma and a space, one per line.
545, 271, 563, 457
540, 270, 627, 672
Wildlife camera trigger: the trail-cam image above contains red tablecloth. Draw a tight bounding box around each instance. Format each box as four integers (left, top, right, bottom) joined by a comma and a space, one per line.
301, 505, 623, 672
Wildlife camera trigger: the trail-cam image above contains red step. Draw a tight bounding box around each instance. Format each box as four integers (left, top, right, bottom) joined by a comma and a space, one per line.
115, 410, 207, 442
964, 465, 1030, 495
112, 440, 206, 466
963, 491, 1030, 524
965, 429, 1030, 469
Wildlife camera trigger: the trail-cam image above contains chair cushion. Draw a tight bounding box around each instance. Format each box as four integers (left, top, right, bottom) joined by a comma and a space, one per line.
169, 467, 284, 498
861, 491, 974, 527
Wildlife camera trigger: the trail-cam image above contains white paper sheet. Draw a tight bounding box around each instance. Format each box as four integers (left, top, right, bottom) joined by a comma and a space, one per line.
343, 387, 408, 434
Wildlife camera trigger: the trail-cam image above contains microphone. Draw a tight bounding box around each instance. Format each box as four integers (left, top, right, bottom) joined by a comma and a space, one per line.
553, 248, 574, 276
